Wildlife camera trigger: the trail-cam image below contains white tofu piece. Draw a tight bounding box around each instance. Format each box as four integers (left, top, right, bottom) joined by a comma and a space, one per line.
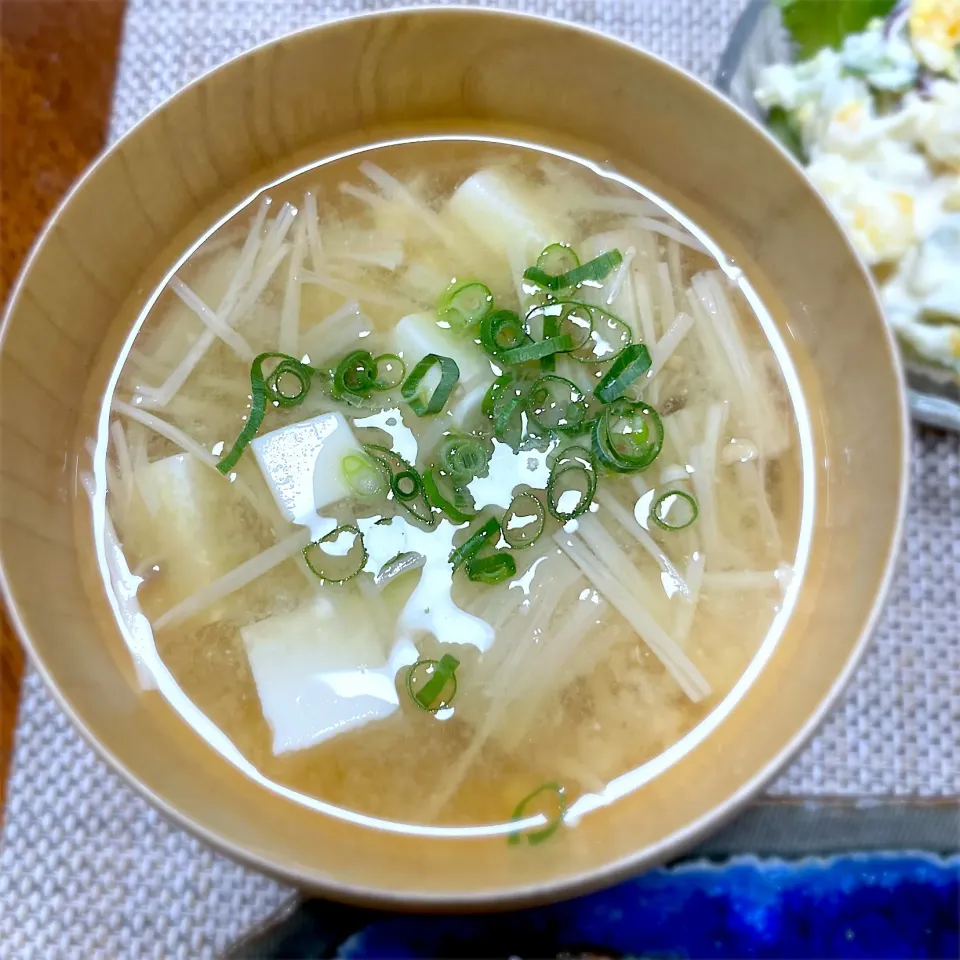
241, 594, 401, 754
393, 312, 490, 387
445, 169, 567, 264
252, 412, 364, 523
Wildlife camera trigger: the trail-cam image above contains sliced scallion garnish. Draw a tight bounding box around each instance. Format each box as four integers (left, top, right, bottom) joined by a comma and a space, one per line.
502, 492, 545, 549
522, 249, 621, 291
466, 551, 516, 584
558, 300, 632, 363
592, 399, 663, 472
423, 466, 475, 524
302, 524, 367, 583
480, 309, 532, 359
364, 443, 436, 526
546, 445, 597, 521
562, 249, 622, 287
371, 353, 406, 390
449, 515, 501, 571
265, 356, 313, 405
217, 352, 317, 474
438, 281, 493, 331
499, 333, 574, 365
405, 654, 460, 711
401, 353, 460, 416
437, 435, 489, 481
649, 489, 699, 531
537, 242, 580, 277
508, 782, 567, 846
333, 349, 378, 398
593, 343, 652, 403
527, 375, 589, 433
341, 452, 388, 499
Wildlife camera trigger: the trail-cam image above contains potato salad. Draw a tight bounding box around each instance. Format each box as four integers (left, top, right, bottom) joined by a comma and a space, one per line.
756, 0, 960, 379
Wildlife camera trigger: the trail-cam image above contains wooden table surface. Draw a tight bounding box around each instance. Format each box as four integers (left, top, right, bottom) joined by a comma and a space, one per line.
0, 0, 127, 811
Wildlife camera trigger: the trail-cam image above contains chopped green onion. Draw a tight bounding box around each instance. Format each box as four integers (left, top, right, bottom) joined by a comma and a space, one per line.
593, 399, 663, 472
333, 349, 378, 397
364, 443, 436, 526
562, 249, 622, 287
437, 435, 489, 481
522, 249, 621, 292
499, 334, 574, 365
537, 243, 580, 277
401, 353, 460, 416
341, 453, 388, 499
302, 524, 367, 583
265, 357, 313, 406
480, 309, 531, 359
649, 489, 699, 531
371, 353, 406, 390
405, 654, 460, 711
423, 466, 475, 524
438, 281, 493, 331
449, 516, 501, 571
527, 375, 589, 433
558, 300, 632, 363
546, 445, 597, 521
391, 468, 422, 501
508, 782, 567, 846
466, 551, 516, 584
481, 373, 516, 418
593, 343, 652, 403
522, 266, 563, 291
217, 352, 316, 474
502, 492, 545, 549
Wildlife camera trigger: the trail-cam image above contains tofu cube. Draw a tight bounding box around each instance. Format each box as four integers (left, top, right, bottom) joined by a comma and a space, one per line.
252, 412, 364, 523
241, 593, 399, 754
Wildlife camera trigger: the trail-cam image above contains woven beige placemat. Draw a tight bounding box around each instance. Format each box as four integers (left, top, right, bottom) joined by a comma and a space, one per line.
1, 1, 958, 956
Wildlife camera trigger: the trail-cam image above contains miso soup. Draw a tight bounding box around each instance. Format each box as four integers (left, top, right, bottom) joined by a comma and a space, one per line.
85, 138, 807, 840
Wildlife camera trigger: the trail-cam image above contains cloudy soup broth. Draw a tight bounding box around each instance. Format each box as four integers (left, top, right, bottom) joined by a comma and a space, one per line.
89, 138, 806, 839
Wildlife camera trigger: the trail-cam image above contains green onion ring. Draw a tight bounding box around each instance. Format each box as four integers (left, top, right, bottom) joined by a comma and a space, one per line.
557, 300, 632, 363
341, 452, 389, 499
522, 249, 621, 292
499, 334, 574, 366
333, 349, 378, 397
438, 281, 493, 331
595, 399, 663, 472
649, 489, 699, 531
437, 435, 489, 481
537, 242, 580, 277
507, 782, 567, 846
401, 353, 460, 416
423, 467, 475, 524
371, 353, 406, 390
466, 551, 516, 584
302, 524, 367, 583
480, 309, 531, 359
546, 446, 597, 521
502, 492, 545, 549
405, 654, 460, 711
217, 352, 317, 474
364, 443, 436, 526
527, 375, 589, 433
593, 343, 652, 403
449, 516, 501, 571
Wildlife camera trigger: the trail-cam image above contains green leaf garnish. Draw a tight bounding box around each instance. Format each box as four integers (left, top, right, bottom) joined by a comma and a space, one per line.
776, 0, 898, 59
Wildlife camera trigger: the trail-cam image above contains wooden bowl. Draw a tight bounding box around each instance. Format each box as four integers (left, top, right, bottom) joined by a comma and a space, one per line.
0, 8, 908, 907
